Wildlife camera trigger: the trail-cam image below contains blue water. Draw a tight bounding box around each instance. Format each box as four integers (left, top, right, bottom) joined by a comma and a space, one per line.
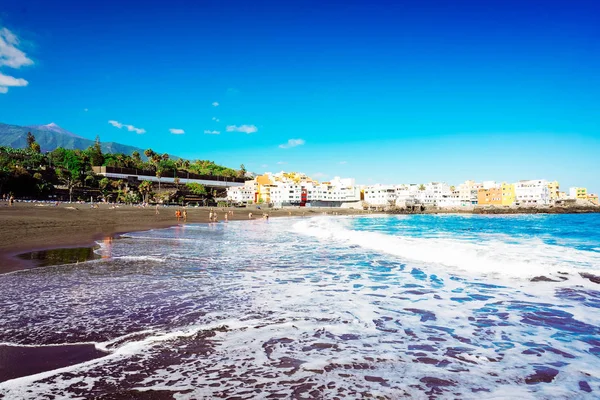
1, 214, 599, 399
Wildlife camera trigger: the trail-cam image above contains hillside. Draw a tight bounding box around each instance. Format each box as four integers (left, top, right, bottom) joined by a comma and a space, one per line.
0, 122, 147, 156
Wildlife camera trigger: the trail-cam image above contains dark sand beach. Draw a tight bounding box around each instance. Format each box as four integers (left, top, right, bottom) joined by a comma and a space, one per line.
0, 202, 368, 384
0, 201, 367, 273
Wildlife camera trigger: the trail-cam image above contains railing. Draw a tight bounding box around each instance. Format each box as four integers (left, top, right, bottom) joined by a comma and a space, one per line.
93, 166, 246, 183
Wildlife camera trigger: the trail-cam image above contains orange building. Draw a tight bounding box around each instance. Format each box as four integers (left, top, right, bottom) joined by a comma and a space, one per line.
477, 188, 503, 206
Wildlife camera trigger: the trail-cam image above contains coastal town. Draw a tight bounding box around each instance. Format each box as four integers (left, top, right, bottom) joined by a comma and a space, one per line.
227, 171, 599, 210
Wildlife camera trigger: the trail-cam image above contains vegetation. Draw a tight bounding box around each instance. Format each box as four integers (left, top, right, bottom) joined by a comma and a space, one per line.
0, 133, 247, 203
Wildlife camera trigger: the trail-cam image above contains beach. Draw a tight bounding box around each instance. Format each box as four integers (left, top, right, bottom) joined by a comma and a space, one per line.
0, 202, 367, 273
1, 213, 599, 398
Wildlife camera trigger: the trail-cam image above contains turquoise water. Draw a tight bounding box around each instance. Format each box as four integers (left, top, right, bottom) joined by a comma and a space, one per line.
1, 214, 599, 398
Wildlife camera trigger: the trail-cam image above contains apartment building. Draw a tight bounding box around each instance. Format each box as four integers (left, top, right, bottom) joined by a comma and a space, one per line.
415, 182, 452, 206
227, 172, 360, 207
363, 185, 397, 207
515, 180, 550, 205
457, 180, 482, 206
569, 187, 588, 200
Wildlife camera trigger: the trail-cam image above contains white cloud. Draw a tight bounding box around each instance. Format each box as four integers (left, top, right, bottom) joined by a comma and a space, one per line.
226, 124, 258, 134
169, 128, 185, 134
339, 161, 347, 164
276, 161, 287, 165
108, 120, 146, 134
212, 117, 220, 122
0, 28, 33, 69
0, 28, 33, 94
279, 138, 305, 149
204, 130, 221, 135
0, 72, 27, 93
84, 108, 89, 112
313, 172, 327, 178
212, 101, 219, 107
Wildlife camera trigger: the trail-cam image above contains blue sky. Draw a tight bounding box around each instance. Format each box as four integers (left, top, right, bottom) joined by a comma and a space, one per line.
0, 0, 598, 192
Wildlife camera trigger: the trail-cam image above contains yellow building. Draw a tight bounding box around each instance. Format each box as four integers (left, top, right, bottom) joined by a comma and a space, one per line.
255, 174, 274, 203
570, 187, 588, 200
547, 181, 560, 201
588, 194, 599, 205
501, 183, 515, 206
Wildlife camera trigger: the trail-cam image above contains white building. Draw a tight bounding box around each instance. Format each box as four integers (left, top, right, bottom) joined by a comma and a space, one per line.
226, 172, 361, 207
363, 185, 397, 207
226, 181, 257, 203
457, 180, 482, 206
438, 189, 461, 208
415, 182, 452, 206
395, 184, 419, 208
515, 180, 550, 205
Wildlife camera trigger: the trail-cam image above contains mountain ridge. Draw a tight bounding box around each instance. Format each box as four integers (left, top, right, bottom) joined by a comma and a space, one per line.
0, 122, 153, 157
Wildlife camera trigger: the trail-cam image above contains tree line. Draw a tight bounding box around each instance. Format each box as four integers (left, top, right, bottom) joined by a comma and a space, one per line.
0, 133, 248, 203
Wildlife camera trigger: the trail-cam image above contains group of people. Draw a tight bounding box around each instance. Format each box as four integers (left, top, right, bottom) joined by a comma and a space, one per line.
2, 194, 15, 206
175, 209, 187, 222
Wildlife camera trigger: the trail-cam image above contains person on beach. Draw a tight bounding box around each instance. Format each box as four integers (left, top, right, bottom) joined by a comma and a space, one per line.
176, 209, 181, 221
155, 204, 160, 215
264, 213, 269, 221
248, 212, 253, 219
224, 213, 228, 222
9, 195, 14, 207
183, 210, 187, 222
209, 211, 214, 221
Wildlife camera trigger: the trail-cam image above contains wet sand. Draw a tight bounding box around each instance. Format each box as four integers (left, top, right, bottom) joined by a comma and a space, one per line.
0, 202, 369, 385
0, 202, 368, 273
0, 344, 108, 383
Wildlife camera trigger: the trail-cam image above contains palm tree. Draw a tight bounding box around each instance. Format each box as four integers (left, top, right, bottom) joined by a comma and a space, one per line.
418, 184, 426, 191
138, 180, 152, 203
156, 169, 163, 191
144, 149, 154, 159
132, 151, 141, 164
162, 153, 169, 161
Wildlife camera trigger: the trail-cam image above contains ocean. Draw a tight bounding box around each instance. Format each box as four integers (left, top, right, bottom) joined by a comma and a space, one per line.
1, 214, 599, 399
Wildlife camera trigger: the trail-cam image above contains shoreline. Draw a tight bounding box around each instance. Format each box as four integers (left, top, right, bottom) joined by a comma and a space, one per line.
0, 203, 369, 274
2, 202, 598, 273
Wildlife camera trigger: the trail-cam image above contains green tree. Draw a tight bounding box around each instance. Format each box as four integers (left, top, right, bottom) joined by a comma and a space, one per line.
418, 184, 426, 191
237, 164, 247, 178
26, 132, 35, 148
186, 182, 207, 196
132, 151, 141, 164
57, 167, 79, 202
138, 180, 153, 203
88, 136, 104, 166
156, 168, 163, 191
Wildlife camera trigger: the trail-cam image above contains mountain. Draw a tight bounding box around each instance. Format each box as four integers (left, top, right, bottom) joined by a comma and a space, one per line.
27, 122, 84, 139
0, 122, 148, 157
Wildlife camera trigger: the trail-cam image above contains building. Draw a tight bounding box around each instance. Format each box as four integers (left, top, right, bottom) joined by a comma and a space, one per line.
501, 183, 516, 206
588, 194, 599, 205
395, 184, 419, 208
477, 186, 503, 206
569, 187, 588, 200
363, 185, 397, 207
515, 180, 550, 205
227, 171, 360, 207
414, 182, 452, 206
457, 180, 482, 206
438, 189, 461, 208
548, 181, 560, 202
